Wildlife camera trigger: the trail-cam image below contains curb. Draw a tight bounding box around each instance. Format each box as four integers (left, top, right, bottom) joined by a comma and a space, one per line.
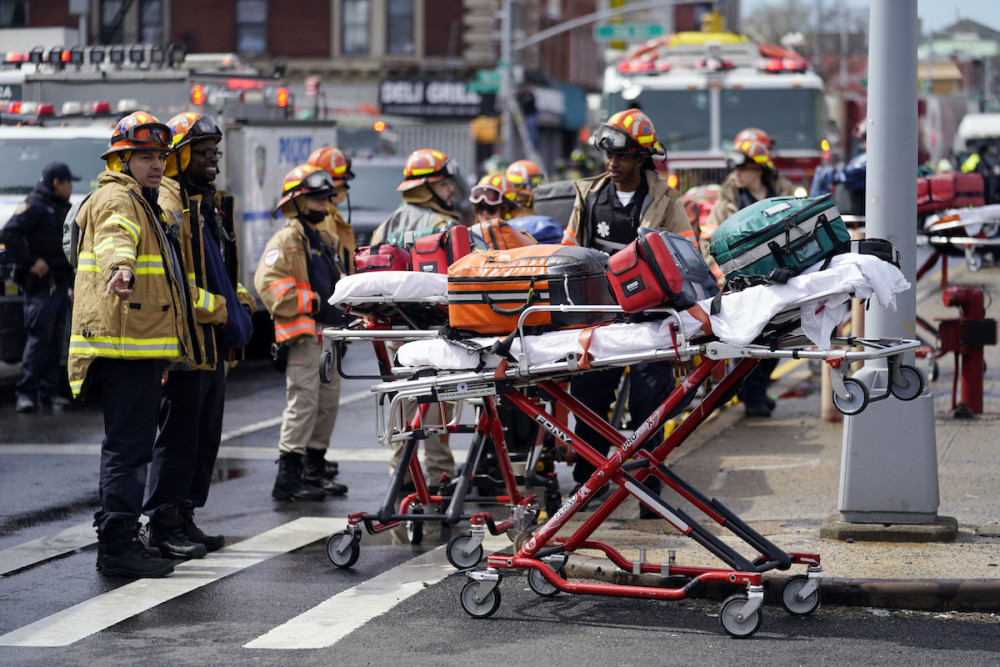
564, 555, 1000, 613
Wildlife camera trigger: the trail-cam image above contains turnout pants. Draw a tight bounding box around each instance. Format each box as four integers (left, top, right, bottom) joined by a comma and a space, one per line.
279, 334, 340, 455
144, 363, 227, 514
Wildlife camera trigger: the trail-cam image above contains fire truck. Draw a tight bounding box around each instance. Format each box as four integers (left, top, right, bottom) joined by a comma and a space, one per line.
601, 30, 826, 192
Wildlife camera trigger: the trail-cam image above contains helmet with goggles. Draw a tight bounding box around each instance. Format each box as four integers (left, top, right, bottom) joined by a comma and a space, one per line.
594, 109, 664, 156
726, 140, 775, 172
307, 146, 355, 187
398, 148, 453, 191
470, 173, 520, 208
167, 112, 222, 150
273, 164, 336, 216
505, 159, 544, 193
101, 111, 172, 160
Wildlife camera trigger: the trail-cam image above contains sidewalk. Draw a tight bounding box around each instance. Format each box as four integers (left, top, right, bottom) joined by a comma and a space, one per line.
563, 256, 1000, 613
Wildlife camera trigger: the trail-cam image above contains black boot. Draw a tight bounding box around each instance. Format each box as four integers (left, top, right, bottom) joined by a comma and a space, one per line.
302, 449, 348, 497
148, 505, 209, 559
180, 505, 225, 553
272, 452, 328, 501
97, 519, 175, 578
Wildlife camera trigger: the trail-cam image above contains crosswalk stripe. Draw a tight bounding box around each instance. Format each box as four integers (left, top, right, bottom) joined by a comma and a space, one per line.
0, 522, 98, 576
244, 533, 510, 649
0, 517, 344, 647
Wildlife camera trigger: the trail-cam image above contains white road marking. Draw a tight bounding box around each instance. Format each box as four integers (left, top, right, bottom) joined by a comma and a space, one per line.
0, 522, 98, 576
244, 533, 510, 650
0, 517, 344, 647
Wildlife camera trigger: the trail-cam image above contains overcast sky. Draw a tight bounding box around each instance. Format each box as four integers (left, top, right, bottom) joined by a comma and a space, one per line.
741, 0, 1000, 35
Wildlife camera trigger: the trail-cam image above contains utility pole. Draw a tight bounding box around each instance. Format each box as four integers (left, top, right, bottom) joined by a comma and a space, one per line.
834, 0, 952, 535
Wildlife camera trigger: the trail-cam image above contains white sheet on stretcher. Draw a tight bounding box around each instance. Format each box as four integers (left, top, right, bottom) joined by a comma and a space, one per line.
393, 254, 910, 370
330, 271, 448, 308
924, 204, 1000, 234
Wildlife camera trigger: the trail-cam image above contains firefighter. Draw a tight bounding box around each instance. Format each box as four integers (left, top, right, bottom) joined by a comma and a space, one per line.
504, 159, 545, 216
370, 148, 461, 243
255, 165, 349, 501
706, 134, 794, 418
291, 145, 359, 491
563, 109, 689, 518
142, 112, 256, 559
69, 111, 192, 578
470, 173, 521, 224
0, 162, 78, 413
372, 149, 463, 499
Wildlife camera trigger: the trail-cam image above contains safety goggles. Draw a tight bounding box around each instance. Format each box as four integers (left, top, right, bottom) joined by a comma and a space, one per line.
190, 114, 221, 138
303, 169, 336, 193
469, 184, 506, 206
593, 124, 637, 153
114, 123, 172, 148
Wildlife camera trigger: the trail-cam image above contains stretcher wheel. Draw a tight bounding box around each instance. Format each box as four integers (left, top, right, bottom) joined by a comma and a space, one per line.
780, 574, 821, 616
719, 594, 762, 638
327, 530, 360, 569
447, 533, 484, 569
832, 378, 868, 416
319, 348, 335, 384
890, 365, 924, 401
406, 506, 423, 545
923, 357, 939, 383
527, 566, 564, 597
460, 579, 501, 618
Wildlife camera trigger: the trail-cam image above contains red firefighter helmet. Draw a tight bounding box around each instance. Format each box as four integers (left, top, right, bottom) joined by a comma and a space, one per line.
727, 139, 775, 172
273, 164, 336, 216
593, 109, 664, 156
398, 148, 453, 191
732, 127, 773, 150
307, 146, 355, 186
101, 111, 172, 159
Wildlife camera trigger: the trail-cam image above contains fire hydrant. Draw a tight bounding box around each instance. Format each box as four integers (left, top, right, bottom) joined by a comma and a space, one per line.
936, 285, 997, 417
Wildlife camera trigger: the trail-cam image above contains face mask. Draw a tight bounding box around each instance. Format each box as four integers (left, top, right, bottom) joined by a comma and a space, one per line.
303, 209, 326, 224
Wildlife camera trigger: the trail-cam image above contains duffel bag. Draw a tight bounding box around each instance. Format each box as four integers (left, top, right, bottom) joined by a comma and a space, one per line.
447, 244, 616, 335
355, 243, 411, 273
469, 219, 537, 251
506, 215, 564, 244
709, 194, 850, 283
410, 226, 472, 273
607, 230, 719, 313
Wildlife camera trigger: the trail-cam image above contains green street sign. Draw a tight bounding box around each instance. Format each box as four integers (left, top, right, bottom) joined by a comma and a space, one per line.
468, 68, 501, 94
594, 23, 665, 42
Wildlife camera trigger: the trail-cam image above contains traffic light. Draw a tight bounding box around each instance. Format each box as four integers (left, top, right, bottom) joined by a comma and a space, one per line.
462, 0, 498, 67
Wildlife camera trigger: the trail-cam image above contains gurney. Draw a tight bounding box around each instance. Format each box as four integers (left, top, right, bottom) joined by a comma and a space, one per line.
336, 253, 920, 637
919, 204, 1000, 273
320, 271, 554, 569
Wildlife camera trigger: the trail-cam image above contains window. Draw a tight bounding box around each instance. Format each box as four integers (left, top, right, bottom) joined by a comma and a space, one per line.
101, 0, 124, 43
386, 0, 414, 55
140, 0, 163, 43
236, 0, 268, 55
342, 0, 371, 56
0, 0, 28, 28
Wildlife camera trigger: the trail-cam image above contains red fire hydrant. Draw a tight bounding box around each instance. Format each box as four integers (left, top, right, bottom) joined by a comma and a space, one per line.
936, 285, 997, 417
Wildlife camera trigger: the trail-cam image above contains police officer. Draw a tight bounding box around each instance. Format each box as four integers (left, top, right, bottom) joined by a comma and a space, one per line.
562, 109, 690, 518
1, 162, 79, 413
69, 111, 194, 578
143, 112, 256, 559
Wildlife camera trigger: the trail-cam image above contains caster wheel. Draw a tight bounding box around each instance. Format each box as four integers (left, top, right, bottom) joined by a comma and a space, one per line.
780, 574, 821, 616
527, 566, 564, 597
327, 530, 359, 569
460, 579, 501, 618
832, 377, 868, 416
719, 594, 763, 638
319, 348, 335, 384
406, 505, 423, 545
447, 533, 484, 569
890, 365, 924, 401
924, 357, 939, 383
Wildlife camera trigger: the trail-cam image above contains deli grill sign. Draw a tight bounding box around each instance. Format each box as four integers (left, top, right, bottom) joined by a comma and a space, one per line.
379, 79, 491, 117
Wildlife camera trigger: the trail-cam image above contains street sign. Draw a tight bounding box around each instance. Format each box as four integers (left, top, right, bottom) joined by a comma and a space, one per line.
593, 23, 665, 42
467, 68, 501, 94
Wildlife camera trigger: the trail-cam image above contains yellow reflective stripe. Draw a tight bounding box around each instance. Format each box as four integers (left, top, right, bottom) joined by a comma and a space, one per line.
94, 238, 116, 255
195, 287, 215, 311
135, 254, 165, 275
78, 252, 100, 272
69, 334, 181, 357
187, 272, 197, 281
100, 214, 141, 246
236, 283, 249, 295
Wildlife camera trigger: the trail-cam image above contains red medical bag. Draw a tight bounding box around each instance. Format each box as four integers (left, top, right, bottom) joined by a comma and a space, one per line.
410, 226, 472, 273
606, 230, 719, 313
917, 173, 985, 214
354, 244, 412, 273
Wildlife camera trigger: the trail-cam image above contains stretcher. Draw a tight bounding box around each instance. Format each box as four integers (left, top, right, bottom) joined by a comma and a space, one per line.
319, 271, 555, 569
344, 254, 920, 637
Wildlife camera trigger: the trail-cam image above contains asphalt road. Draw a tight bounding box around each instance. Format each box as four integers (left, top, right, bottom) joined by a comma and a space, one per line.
1, 347, 999, 665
